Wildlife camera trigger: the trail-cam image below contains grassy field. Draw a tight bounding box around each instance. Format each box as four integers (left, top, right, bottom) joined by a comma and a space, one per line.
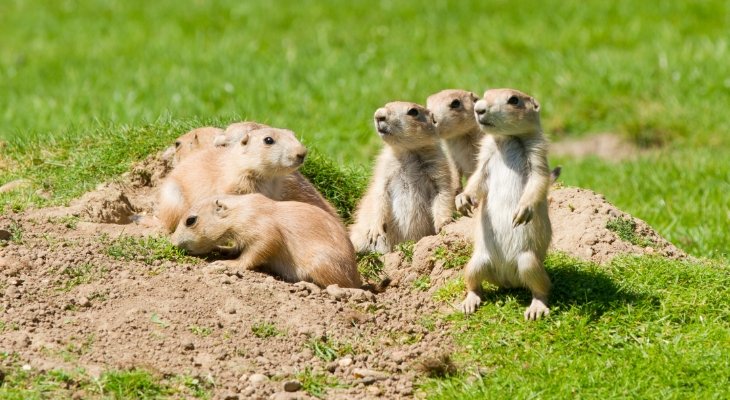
1, 0, 729, 398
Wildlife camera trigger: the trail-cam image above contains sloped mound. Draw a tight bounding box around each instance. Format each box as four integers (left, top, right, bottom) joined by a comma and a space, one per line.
0, 151, 686, 399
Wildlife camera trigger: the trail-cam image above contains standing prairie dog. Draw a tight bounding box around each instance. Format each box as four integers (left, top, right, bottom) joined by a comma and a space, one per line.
157, 127, 308, 232
457, 88, 552, 320
171, 194, 362, 288
426, 89, 483, 185
349, 102, 455, 254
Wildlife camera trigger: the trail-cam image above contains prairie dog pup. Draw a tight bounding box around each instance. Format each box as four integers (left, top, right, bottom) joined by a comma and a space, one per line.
349, 102, 455, 253
458, 88, 552, 320
426, 89, 483, 184
217, 121, 339, 218
171, 194, 362, 288
157, 127, 307, 232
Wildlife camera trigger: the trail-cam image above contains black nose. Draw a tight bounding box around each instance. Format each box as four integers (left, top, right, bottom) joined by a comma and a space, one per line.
376, 115, 386, 122
296, 152, 306, 163
185, 215, 197, 227
475, 107, 486, 115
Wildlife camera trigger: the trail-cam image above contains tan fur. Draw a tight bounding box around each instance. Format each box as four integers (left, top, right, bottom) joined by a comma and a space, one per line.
157, 127, 308, 232
219, 123, 338, 217
457, 88, 552, 320
164, 127, 224, 166
171, 194, 362, 288
426, 89, 483, 187
349, 102, 456, 253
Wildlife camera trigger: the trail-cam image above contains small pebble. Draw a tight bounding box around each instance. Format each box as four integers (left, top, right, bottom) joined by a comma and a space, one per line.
283, 380, 301, 392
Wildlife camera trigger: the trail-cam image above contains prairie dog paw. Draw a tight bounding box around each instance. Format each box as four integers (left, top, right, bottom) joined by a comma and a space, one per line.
460, 291, 482, 314
434, 216, 452, 232
366, 224, 388, 253
512, 204, 533, 227
524, 298, 550, 320
455, 192, 476, 215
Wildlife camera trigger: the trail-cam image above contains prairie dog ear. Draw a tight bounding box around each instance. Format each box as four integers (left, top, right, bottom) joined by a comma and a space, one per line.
470, 92, 479, 103
215, 198, 230, 217
193, 133, 200, 145
240, 132, 250, 146
530, 97, 541, 112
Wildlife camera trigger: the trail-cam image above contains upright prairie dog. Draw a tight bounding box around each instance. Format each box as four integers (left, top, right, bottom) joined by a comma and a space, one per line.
172, 194, 362, 288
157, 127, 308, 232
457, 88, 552, 320
426, 89, 483, 184
349, 102, 455, 254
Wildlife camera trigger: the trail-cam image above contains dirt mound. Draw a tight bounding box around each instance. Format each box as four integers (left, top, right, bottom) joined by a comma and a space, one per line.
0, 151, 686, 399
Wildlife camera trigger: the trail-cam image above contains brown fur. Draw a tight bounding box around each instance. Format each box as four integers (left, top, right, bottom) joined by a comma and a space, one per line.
162, 127, 224, 166
215, 121, 271, 147
157, 127, 308, 232
171, 194, 362, 288
457, 88, 552, 320
426, 89, 483, 187
349, 102, 456, 253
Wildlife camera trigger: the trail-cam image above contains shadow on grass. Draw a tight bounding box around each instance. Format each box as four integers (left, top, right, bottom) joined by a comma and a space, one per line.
477, 252, 653, 320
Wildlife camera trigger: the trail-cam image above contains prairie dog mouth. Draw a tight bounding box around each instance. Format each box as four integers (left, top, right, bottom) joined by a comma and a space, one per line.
376, 121, 390, 135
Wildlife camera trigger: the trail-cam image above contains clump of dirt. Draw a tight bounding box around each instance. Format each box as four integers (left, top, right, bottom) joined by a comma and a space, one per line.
0, 150, 686, 399
550, 133, 649, 162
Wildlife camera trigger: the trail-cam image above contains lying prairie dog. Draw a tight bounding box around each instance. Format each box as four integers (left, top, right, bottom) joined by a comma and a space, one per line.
214, 121, 271, 147
171, 194, 362, 288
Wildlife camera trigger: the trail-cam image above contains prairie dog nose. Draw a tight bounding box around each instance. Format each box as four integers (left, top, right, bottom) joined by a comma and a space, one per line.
296, 147, 307, 163
374, 108, 387, 122
474, 100, 487, 116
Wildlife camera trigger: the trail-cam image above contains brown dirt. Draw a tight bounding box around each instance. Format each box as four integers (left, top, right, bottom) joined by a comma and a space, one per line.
0, 151, 685, 399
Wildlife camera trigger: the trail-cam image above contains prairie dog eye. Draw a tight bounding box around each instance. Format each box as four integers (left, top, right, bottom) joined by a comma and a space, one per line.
263, 136, 275, 145
507, 96, 520, 105
185, 215, 198, 227
407, 108, 419, 117
449, 99, 461, 109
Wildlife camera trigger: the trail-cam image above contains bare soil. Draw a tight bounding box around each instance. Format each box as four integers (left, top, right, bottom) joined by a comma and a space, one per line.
0, 152, 685, 399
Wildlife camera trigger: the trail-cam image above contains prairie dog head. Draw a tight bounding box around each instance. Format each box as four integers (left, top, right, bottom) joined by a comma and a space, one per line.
373, 102, 438, 150
216, 121, 271, 147
474, 89, 542, 136
426, 89, 480, 139
171, 195, 261, 255
227, 127, 307, 176
171, 127, 224, 164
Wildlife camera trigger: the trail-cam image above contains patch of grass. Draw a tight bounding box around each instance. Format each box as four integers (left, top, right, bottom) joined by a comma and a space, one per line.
299, 150, 368, 222
433, 278, 466, 304
59, 335, 95, 362
296, 367, 345, 399
606, 216, 655, 248
149, 313, 169, 329
50, 215, 80, 230
99, 369, 170, 399
422, 252, 730, 399
432, 241, 472, 270
57, 263, 106, 291
412, 275, 431, 292
251, 321, 282, 339
106, 235, 199, 265
188, 325, 213, 337
356, 251, 385, 282
395, 240, 415, 263
306, 337, 354, 362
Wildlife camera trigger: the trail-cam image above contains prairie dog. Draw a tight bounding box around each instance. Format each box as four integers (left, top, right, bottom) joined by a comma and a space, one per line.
457, 88, 552, 320
426, 89, 483, 184
172, 127, 224, 165
157, 127, 307, 232
218, 122, 339, 218
349, 102, 455, 253
171, 194, 362, 288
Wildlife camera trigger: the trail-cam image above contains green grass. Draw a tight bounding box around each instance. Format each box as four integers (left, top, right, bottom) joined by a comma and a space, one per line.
105, 235, 200, 266
422, 252, 730, 399
606, 216, 656, 248
296, 367, 345, 399
356, 251, 386, 282
251, 321, 283, 339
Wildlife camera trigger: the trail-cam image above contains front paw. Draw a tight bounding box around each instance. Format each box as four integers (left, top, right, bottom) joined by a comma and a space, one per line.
434, 215, 452, 232
366, 224, 388, 253
455, 192, 476, 215
512, 204, 533, 227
